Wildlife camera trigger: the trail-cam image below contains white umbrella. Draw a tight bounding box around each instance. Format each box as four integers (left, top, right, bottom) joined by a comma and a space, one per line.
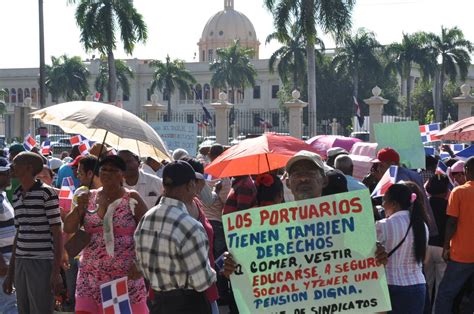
32, 101, 171, 161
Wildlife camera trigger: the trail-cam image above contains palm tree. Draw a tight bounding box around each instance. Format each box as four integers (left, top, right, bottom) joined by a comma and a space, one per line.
70, 0, 147, 103
265, 0, 355, 135
149, 55, 196, 119
45, 55, 90, 102
385, 32, 427, 117
422, 26, 472, 122
210, 40, 257, 104
95, 59, 134, 101
332, 28, 382, 100
267, 23, 319, 91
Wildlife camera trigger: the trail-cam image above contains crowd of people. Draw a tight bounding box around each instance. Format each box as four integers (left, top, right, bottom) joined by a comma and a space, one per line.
0, 138, 472, 314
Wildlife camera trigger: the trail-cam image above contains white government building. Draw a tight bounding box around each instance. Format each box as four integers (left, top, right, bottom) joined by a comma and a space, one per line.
1, 0, 473, 141
0, 0, 286, 141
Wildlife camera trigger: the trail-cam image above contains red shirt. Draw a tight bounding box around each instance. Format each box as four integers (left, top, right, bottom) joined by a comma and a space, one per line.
222, 176, 257, 215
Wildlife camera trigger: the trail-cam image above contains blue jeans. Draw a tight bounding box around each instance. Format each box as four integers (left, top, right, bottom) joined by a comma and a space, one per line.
435, 260, 474, 314
388, 284, 426, 314
0, 275, 18, 314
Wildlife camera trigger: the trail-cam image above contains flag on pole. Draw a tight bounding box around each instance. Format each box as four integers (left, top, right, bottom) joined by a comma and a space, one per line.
454, 145, 474, 161
41, 141, 51, 155
419, 123, 441, 143
371, 166, 398, 198
435, 160, 454, 190
23, 133, 37, 151
101, 277, 132, 314
58, 177, 75, 211
78, 141, 92, 156
94, 91, 101, 102
354, 96, 364, 128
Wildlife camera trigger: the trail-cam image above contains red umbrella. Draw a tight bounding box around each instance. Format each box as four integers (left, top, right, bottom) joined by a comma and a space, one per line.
306, 135, 362, 158
437, 117, 474, 141
204, 133, 318, 178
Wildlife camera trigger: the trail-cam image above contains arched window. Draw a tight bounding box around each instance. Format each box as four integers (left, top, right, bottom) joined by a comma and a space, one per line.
204, 84, 210, 101
195, 84, 202, 102
18, 88, 24, 103
24, 88, 30, 98
31, 88, 37, 104
10, 88, 16, 104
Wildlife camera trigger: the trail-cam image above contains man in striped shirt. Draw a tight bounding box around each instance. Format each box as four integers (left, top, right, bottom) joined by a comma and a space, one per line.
2, 152, 63, 314
0, 157, 17, 313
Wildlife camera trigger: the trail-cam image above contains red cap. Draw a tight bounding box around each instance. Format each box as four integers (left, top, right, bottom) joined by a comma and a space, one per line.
372, 147, 400, 164
68, 155, 83, 167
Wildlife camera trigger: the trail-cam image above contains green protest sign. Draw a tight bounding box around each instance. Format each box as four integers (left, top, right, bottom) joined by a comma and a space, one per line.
374, 121, 425, 169
223, 189, 391, 313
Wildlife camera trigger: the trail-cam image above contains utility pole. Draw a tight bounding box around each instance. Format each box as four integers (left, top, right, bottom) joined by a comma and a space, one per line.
39, 0, 46, 108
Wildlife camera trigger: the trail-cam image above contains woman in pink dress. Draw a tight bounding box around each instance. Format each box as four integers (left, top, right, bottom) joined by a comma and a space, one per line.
64, 155, 149, 314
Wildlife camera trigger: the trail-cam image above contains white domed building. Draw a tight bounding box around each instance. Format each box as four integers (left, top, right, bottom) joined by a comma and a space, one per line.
0, 0, 284, 140
198, 0, 260, 61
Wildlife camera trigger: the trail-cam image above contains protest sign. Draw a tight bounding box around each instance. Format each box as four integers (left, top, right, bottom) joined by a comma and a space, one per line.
149, 122, 197, 155
374, 121, 425, 169
223, 189, 391, 313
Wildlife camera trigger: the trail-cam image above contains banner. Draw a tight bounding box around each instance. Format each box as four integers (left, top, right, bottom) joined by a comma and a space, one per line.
223, 190, 391, 313
149, 122, 197, 155
374, 121, 425, 169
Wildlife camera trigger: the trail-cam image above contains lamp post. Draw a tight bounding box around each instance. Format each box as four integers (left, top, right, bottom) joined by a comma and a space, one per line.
38, 0, 46, 108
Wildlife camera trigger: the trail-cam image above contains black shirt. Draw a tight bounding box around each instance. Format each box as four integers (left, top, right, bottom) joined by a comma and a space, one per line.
428, 196, 448, 247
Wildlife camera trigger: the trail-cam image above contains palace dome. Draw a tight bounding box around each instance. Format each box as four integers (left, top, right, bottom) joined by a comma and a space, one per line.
198, 0, 260, 61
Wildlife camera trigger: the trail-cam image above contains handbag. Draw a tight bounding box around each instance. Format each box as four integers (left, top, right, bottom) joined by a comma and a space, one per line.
65, 229, 91, 257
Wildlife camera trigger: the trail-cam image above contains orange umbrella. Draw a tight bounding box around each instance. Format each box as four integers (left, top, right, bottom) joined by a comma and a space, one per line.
204, 133, 318, 178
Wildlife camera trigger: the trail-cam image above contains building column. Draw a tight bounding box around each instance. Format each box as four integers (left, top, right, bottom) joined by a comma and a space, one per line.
453, 84, 474, 121
364, 86, 388, 143
143, 94, 166, 122
211, 92, 233, 145
284, 90, 307, 139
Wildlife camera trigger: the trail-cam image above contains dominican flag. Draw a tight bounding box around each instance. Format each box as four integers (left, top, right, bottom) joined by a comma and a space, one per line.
419, 123, 441, 143
79, 142, 91, 155
101, 277, 132, 314
41, 141, 51, 155
354, 96, 364, 128
23, 133, 37, 151
58, 177, 75, 211
455, 145, 474, 161
93, 91, 101, 102
70, 135, 86, 146
435, 160, 448, 175
440, 144, 465, 160
371, 166, 398, 198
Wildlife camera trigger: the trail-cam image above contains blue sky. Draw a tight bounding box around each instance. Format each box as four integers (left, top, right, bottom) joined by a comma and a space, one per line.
1, 0, 473, 68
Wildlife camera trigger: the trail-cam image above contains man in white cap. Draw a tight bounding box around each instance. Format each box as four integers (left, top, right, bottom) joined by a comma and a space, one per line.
285, 150, 387, 263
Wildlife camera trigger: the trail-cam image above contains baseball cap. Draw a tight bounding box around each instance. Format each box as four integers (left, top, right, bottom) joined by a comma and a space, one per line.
286, 150, 325, 173
450, 160, 465, 173
372, 147, 400, 164
327, 147, 349, 158
162, 160, 204, 187
68, 155, 83, 167
0, 157, 10, 172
